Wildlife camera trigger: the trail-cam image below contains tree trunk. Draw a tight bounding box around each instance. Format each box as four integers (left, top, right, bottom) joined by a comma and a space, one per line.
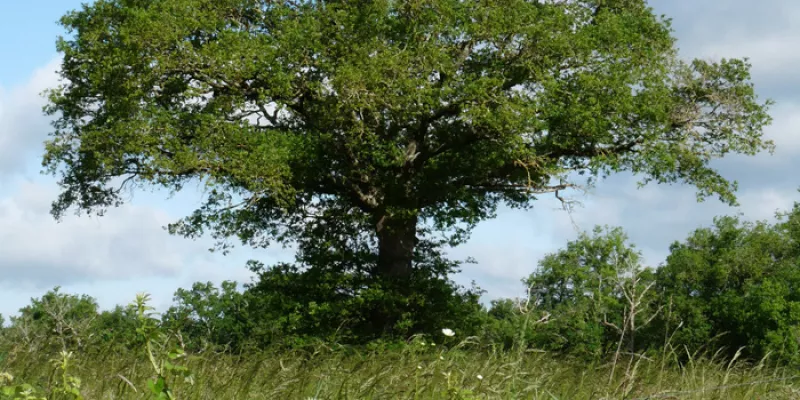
375, 215, 417, 280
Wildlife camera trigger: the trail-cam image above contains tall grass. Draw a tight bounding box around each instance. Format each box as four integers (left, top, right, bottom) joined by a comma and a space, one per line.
4, 341, 800, 399
3, 295, 800, 399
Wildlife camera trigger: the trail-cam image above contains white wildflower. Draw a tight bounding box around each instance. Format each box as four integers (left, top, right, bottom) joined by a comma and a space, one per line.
441, 328, 455, 337
477, 374, 484, 380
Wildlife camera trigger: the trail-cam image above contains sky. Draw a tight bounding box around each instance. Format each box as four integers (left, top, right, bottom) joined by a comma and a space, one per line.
1, 0, 798, 318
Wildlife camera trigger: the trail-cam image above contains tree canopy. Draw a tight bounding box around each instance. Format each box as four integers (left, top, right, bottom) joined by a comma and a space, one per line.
44, 0, 773, 281
654, 207, 800, 364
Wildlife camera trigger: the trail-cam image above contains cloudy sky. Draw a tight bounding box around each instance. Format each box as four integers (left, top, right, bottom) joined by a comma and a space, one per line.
0, 0, 797, 318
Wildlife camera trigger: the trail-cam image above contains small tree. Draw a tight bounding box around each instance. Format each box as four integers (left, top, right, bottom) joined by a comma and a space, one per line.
524, 226, 658, 357
603, 266, 659, 354
11, 288, 99, 353
162, 281, 251, 351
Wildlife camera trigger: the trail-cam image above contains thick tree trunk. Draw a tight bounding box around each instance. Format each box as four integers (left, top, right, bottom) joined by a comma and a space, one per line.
375, 216, 417, 280
372, 215, 418, 335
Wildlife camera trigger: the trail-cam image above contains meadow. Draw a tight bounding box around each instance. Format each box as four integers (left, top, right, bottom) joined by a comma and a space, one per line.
3, 294, 800, 400
4, 338, 800, 399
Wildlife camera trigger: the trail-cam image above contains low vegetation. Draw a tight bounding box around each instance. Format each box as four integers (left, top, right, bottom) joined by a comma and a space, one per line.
4, 202, 800, 399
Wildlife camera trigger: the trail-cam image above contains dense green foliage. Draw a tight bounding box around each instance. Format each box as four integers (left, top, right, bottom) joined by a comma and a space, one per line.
654, 205, 800, 365
42, 0, 773, 337
520, 226, 658, 358
159, 258, 484, 350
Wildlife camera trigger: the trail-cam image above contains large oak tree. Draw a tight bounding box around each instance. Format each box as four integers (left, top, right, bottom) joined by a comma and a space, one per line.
44, 0, 772, 281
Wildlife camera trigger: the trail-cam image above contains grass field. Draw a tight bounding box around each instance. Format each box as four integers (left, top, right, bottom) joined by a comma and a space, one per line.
4, 339, 800, 400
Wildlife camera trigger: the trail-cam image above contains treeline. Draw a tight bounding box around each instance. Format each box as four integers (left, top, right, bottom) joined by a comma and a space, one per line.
3, 201, 800, 365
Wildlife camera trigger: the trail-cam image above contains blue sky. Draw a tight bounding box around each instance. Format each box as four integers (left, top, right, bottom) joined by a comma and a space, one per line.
0, 0, 78, 86
1, 0, 799, 319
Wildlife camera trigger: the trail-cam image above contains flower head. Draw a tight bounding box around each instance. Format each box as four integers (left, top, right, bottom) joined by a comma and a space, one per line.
441, 328, 455, 337
477, 374, 484, 381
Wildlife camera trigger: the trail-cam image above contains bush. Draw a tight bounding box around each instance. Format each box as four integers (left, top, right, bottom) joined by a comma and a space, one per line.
654, 209, 800, 365
242, 259, 486, 347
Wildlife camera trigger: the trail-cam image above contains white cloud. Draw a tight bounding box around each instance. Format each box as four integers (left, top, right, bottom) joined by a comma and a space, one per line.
735, 187, 796, 222
0, 57, 61, 177
655, 0, 800, 101
761, 102, 800, 157
701, 35, 800, 77
0, 180, 215, 287
0, 178, 292, 318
